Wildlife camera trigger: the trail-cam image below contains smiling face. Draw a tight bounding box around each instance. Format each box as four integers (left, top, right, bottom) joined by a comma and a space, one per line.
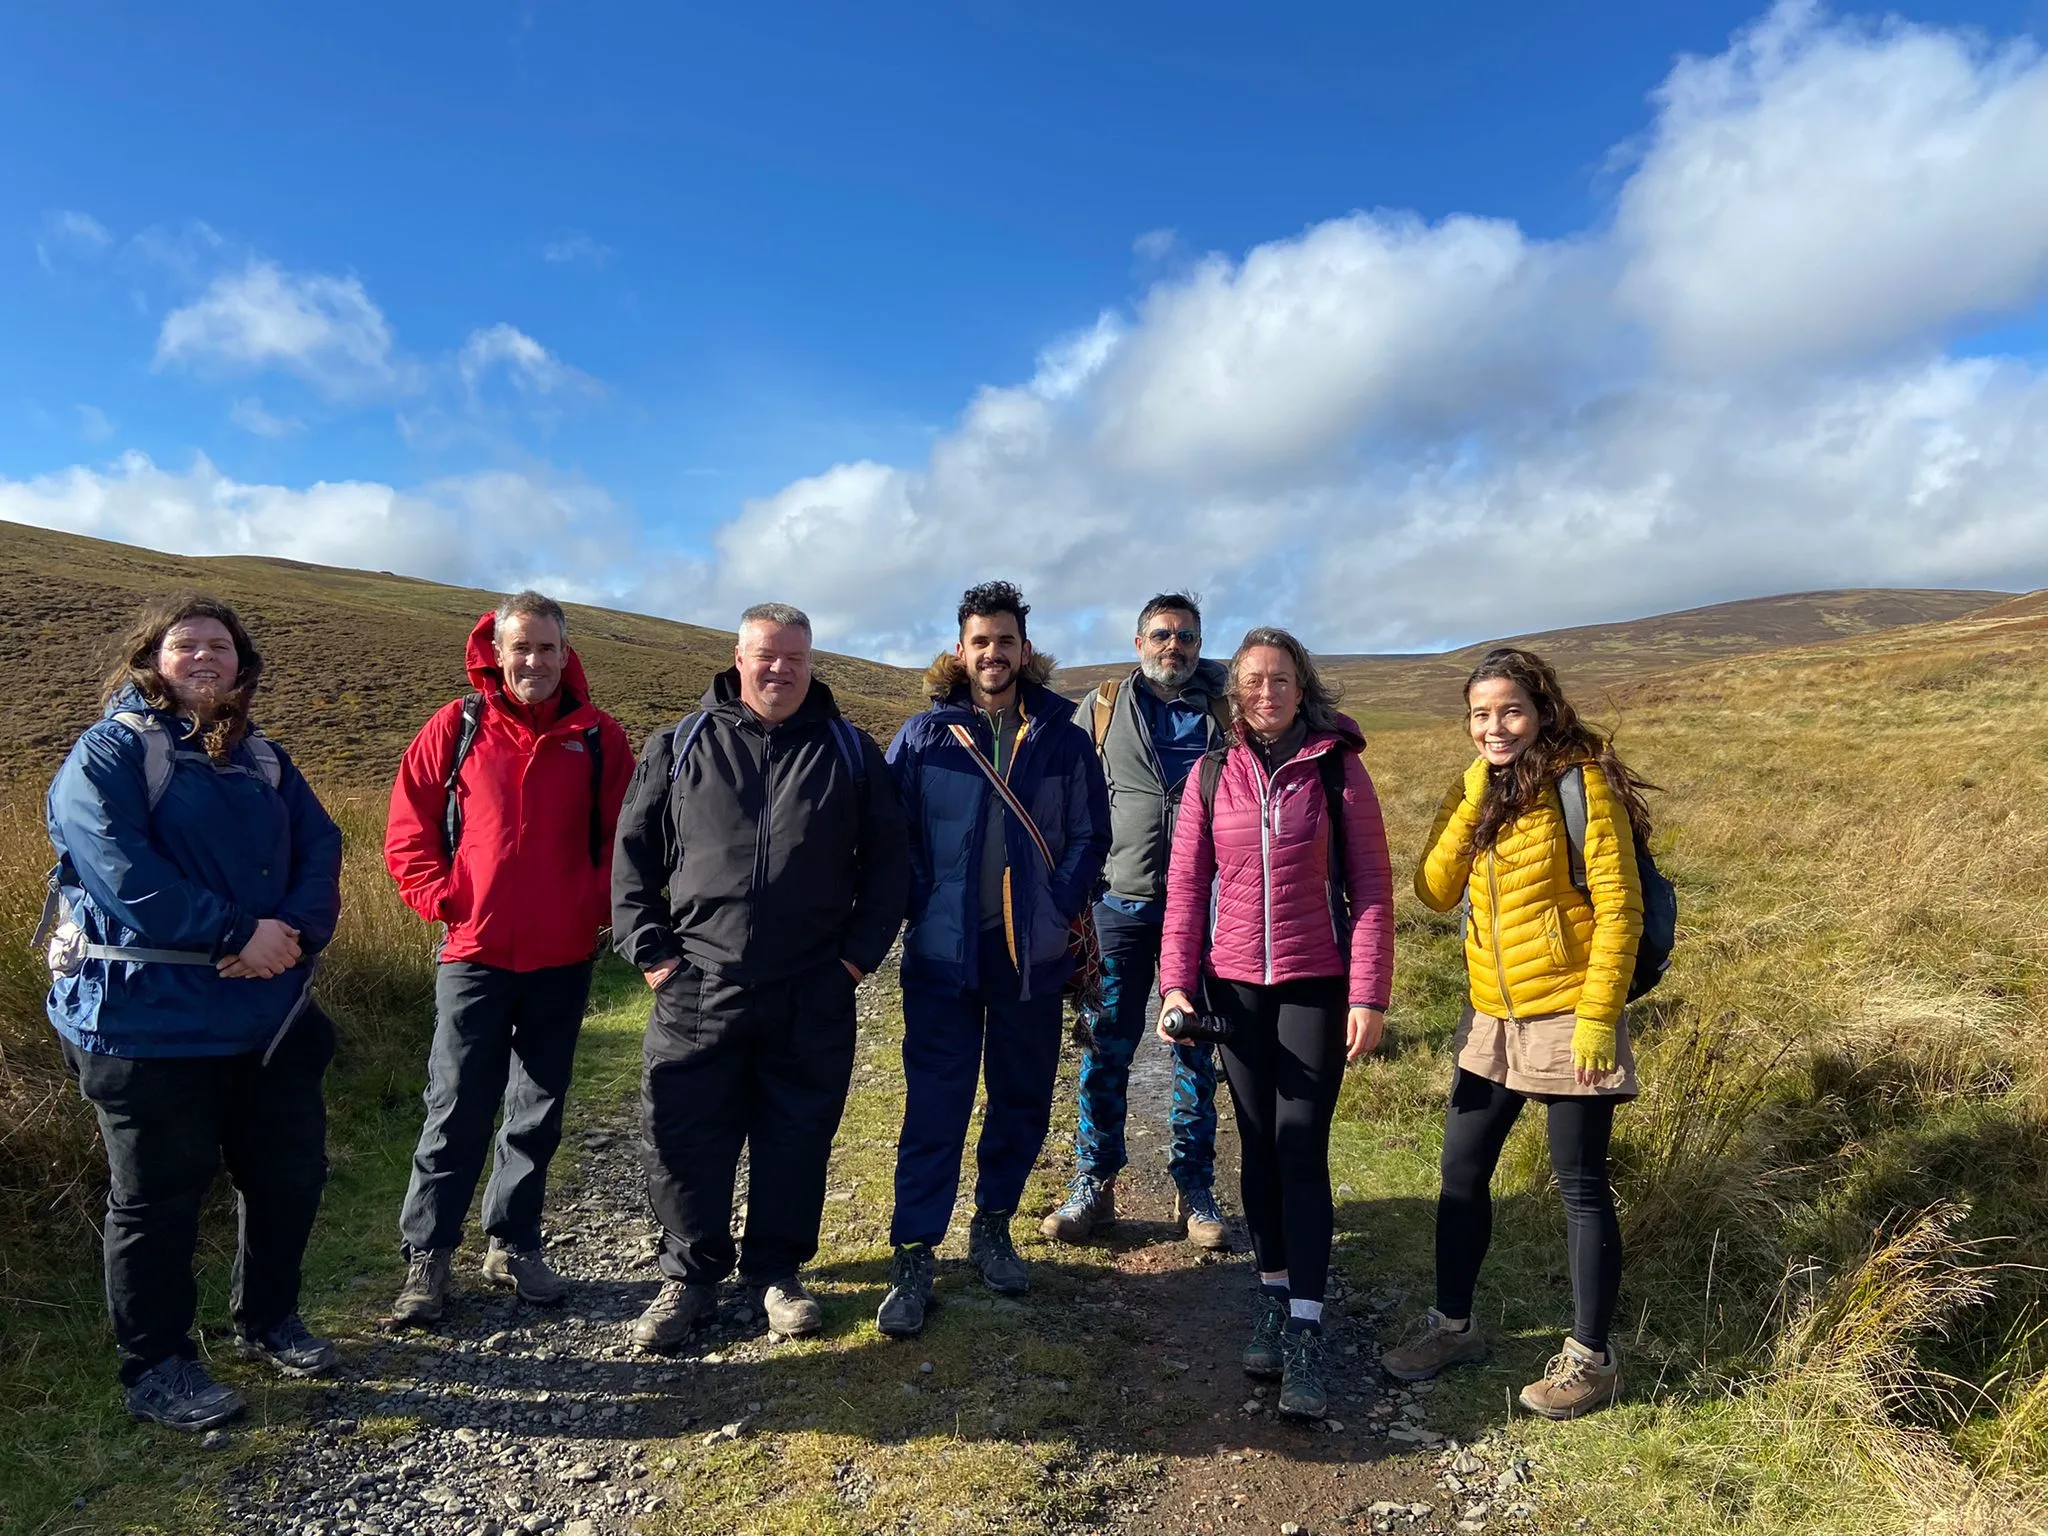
736, 619, 814, 723
494, 613, 566, 706
1236, 645, 1301, 737
1467, 676, 1542, 766
957, 612, 1029, 709
1135, 607, 1201, 691
156, 617, 240, 718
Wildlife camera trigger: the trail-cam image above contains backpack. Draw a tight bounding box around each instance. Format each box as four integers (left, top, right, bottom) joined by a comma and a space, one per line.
441, 691, 607, 868
1196, 742, 1353, 921
36, 711, 284, 975
1089, 675, 1234, 753
1555, 765, 1678, 1002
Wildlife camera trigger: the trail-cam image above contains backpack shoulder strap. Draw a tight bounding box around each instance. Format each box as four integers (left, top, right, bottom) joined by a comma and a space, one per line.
441, 692, 488, 861
244, 732, 283, 789
1206, 693, 1233, 742
1319, 747, 1351, 909
668, 712, 712, 783
828, 716, 869, 784
1556, 765, 1590, 893
582, 721, 605, 867
110, 710, 177, 810
1090, 678, 1120, 749
1196, 746, 1228, 814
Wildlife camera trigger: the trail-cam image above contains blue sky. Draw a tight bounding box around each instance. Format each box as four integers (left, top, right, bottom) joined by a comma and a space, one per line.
8, 2, 2048, 662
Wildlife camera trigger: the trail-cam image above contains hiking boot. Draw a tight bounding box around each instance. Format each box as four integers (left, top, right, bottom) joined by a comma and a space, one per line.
1040, 1175, 1115, 1244
631, 1278, 718, 1353
761, 1277, 824, 1339
876, 1243, 936, 1339
1379, 1308, 1488, 1382
1278, 1327, 1330, 1419
1243, 1290, 1287, 1380
1518, 1337, 1621, 1420
235, 1313, 336, 1377
967, 1209, 1029, 1295
482, 1239, 571, 1305
124, 1356, 246, 1432
391, 1248, 455, 1327
1174, 1186, 1230, 1251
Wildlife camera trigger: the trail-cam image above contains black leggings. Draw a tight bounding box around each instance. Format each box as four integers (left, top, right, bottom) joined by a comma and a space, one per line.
1212, 976, 1346, 1304
1436, 1069, 1622, 1354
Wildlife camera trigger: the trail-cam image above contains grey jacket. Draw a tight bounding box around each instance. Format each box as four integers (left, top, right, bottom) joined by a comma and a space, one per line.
1088, 658, 1231, 905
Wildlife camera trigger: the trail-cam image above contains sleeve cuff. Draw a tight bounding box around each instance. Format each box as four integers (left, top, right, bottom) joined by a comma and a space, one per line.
218, 913, 259, 959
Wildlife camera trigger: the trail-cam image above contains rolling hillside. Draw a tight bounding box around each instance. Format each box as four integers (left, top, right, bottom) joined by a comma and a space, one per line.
1057, 588, 2013, 724
1, 520, 926, 789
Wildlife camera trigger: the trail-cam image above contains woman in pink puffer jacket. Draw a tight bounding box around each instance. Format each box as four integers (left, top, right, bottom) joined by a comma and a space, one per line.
1159, 626, 1395, 1422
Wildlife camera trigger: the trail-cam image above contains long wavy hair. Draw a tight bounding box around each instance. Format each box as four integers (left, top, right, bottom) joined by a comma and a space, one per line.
1228, 627, 1345, 735
100, 593, 264, 763
1463, 647, 1655, 855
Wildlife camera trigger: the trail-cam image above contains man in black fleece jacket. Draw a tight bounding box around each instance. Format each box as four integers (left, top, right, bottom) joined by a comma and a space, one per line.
612, 602, 910, 1349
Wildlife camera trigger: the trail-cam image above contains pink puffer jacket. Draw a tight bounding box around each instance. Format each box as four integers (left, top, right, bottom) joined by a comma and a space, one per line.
1160, 718, 1395, 1010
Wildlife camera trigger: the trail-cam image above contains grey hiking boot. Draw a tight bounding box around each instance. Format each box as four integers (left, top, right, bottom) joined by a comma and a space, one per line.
1278, 1327, 1330, 1419
631, 1278, 718, 1353
1174, 1185, 1230, 1251
482, 1239, 571, 1305
391, 1248, 454, 1327
1379, 1308, 1488, 1382
235, 1313, 337, 1377
125, 1356, 247, 1432
1243, 1290, 1286, 1379
1040, 1174, 1115, 1244
877, 1243, 936, 1339
761, 1277, 824, 1339
967, 1209, 1029, 1295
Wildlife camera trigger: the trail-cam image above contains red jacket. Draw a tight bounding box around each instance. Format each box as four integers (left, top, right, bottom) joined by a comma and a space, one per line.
385, 614, 633, 973
1160, 718, 1395, 1010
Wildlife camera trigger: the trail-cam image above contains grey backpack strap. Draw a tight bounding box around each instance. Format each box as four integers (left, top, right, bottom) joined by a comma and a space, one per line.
110, 710, 177, 809
1557, 765, 1589, 893
244, 733, 283, 789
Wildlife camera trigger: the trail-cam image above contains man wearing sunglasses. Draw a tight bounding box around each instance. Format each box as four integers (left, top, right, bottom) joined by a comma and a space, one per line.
1043, 593, 1234, 1251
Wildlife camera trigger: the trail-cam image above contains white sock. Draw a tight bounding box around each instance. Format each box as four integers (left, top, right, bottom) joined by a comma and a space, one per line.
1289, 1298, 1324, 1324
1259, 1270, 1290, 1291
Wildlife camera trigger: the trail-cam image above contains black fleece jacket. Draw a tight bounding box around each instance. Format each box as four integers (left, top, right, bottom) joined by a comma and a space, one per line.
611, 671, 910, 985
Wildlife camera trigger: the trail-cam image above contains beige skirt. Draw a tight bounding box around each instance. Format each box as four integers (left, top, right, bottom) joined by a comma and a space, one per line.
1453, 1005, 1638, 1099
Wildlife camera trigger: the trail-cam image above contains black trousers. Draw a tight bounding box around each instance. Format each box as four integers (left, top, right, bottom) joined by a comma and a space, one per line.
62, 1006, 334, 1385
1435, 1067, 1623, 1353
642, 957, 858, 1286
1212, 975, 1347, 1304
399, 959, 592, 1255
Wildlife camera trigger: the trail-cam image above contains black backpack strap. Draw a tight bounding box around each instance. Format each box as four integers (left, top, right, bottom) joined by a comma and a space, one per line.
1196, 747, 1228, 813
441, 692, 487, 861
828, 716, 869, 784
583, 722, 605, 867
1319, 748, 1350, 916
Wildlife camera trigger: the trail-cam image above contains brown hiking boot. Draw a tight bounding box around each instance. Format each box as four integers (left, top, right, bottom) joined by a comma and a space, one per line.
482, 1240, 571, 1305
391, 1249, 454, 1327
1518, 1338, 1621, 1419
1378, 1308, 1488, 1382
761, 1278, 824, 1339
1174, 1187, 1230, 1251
631, 1278, 719, 1353
1040, 1175, 1114, 1244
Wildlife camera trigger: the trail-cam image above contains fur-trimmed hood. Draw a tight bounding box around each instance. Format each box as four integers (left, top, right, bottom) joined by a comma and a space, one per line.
921, 650, 1059, 704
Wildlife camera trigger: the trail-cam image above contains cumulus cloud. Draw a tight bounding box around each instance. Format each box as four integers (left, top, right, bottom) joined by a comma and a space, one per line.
458, 323, 596, 399
156, 260, 410, 399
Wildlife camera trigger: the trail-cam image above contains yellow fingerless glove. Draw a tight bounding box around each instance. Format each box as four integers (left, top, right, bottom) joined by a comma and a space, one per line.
1462, 755, 1493, 806
1571, 1017, 1617, 1074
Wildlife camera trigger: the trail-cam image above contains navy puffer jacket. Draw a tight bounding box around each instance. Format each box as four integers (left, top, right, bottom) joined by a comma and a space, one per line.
886, 655, 1109, 1000
45, 688, 344, 1057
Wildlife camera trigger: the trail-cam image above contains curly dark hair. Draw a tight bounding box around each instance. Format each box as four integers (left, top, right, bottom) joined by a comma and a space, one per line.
1463, 647, 1655, 856
100, 592, 264, 764
957, 580, 1030, 642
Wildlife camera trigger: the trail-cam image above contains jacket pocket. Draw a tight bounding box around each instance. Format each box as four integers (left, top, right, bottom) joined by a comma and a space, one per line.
1543, 905, 1570, 970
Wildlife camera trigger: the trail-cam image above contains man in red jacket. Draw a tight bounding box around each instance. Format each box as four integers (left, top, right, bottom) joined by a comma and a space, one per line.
383, 591, 632, 1324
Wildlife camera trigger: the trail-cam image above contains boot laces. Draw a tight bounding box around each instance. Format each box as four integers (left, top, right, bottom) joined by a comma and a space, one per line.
1058, 1175, 1105, 1215
979, 1216, 1019, 1262
1543, 1349, 1593, 1389
891, 1244, 934, 1286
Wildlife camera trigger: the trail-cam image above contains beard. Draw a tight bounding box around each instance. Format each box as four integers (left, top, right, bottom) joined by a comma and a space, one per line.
1140, 653, 1198, 690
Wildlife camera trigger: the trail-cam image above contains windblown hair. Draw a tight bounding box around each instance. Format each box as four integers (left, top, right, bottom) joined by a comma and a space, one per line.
1463, 646, 1656, 855
957, 580, 1030, 642
1227, 627, 1344, 735
100, 592, 264, 763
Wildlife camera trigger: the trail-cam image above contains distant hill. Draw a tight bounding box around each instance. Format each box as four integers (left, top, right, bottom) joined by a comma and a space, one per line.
1055, 589, 2014, 725
1, 521, 925, 791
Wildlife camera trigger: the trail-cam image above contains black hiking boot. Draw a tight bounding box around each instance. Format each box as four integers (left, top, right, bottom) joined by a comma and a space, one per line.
631, 1278, 718, 1353
877, 1243, 936, 1339
235, 1313, 337, 1377
1243, 1290, 1286, 1380
967, 1209, 1029, 1295
1278, 1326, 1330, 1420
124, 1357, 246, 1432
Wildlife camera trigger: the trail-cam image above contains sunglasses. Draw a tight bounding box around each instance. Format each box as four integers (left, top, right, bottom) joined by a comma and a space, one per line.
1144, 628, 1201, 645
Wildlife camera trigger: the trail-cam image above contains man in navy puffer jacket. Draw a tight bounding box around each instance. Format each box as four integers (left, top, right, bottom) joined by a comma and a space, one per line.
875, 581, 1108, 1338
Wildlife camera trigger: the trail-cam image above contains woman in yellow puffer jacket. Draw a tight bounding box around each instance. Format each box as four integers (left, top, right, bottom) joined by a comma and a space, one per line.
1379, 647, 1653, 1422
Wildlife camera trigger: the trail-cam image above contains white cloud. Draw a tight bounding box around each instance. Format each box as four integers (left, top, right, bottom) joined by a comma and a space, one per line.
228, 397, 303, 438
37, 209, 112, 270
1132, 228, 1176, 262
74, 405, 114, 443
156, 260, 408, 399
541, 234, 612, 266
457, 323, 595, 399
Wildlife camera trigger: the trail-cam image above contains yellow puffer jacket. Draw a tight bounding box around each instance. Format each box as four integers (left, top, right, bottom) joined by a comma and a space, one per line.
1416, 758, 1644, 1037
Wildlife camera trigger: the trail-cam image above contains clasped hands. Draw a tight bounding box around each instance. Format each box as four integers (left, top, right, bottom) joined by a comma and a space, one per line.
1157, 988, 1386, 1062
217, 917, 302, 979
643, 957, 863, 989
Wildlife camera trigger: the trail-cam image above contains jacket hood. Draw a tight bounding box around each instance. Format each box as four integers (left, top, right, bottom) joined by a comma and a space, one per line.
700, 667, 842, 724
464, 611, 596, 707
921, 650, 1060, 704
103, 682, 174, 722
